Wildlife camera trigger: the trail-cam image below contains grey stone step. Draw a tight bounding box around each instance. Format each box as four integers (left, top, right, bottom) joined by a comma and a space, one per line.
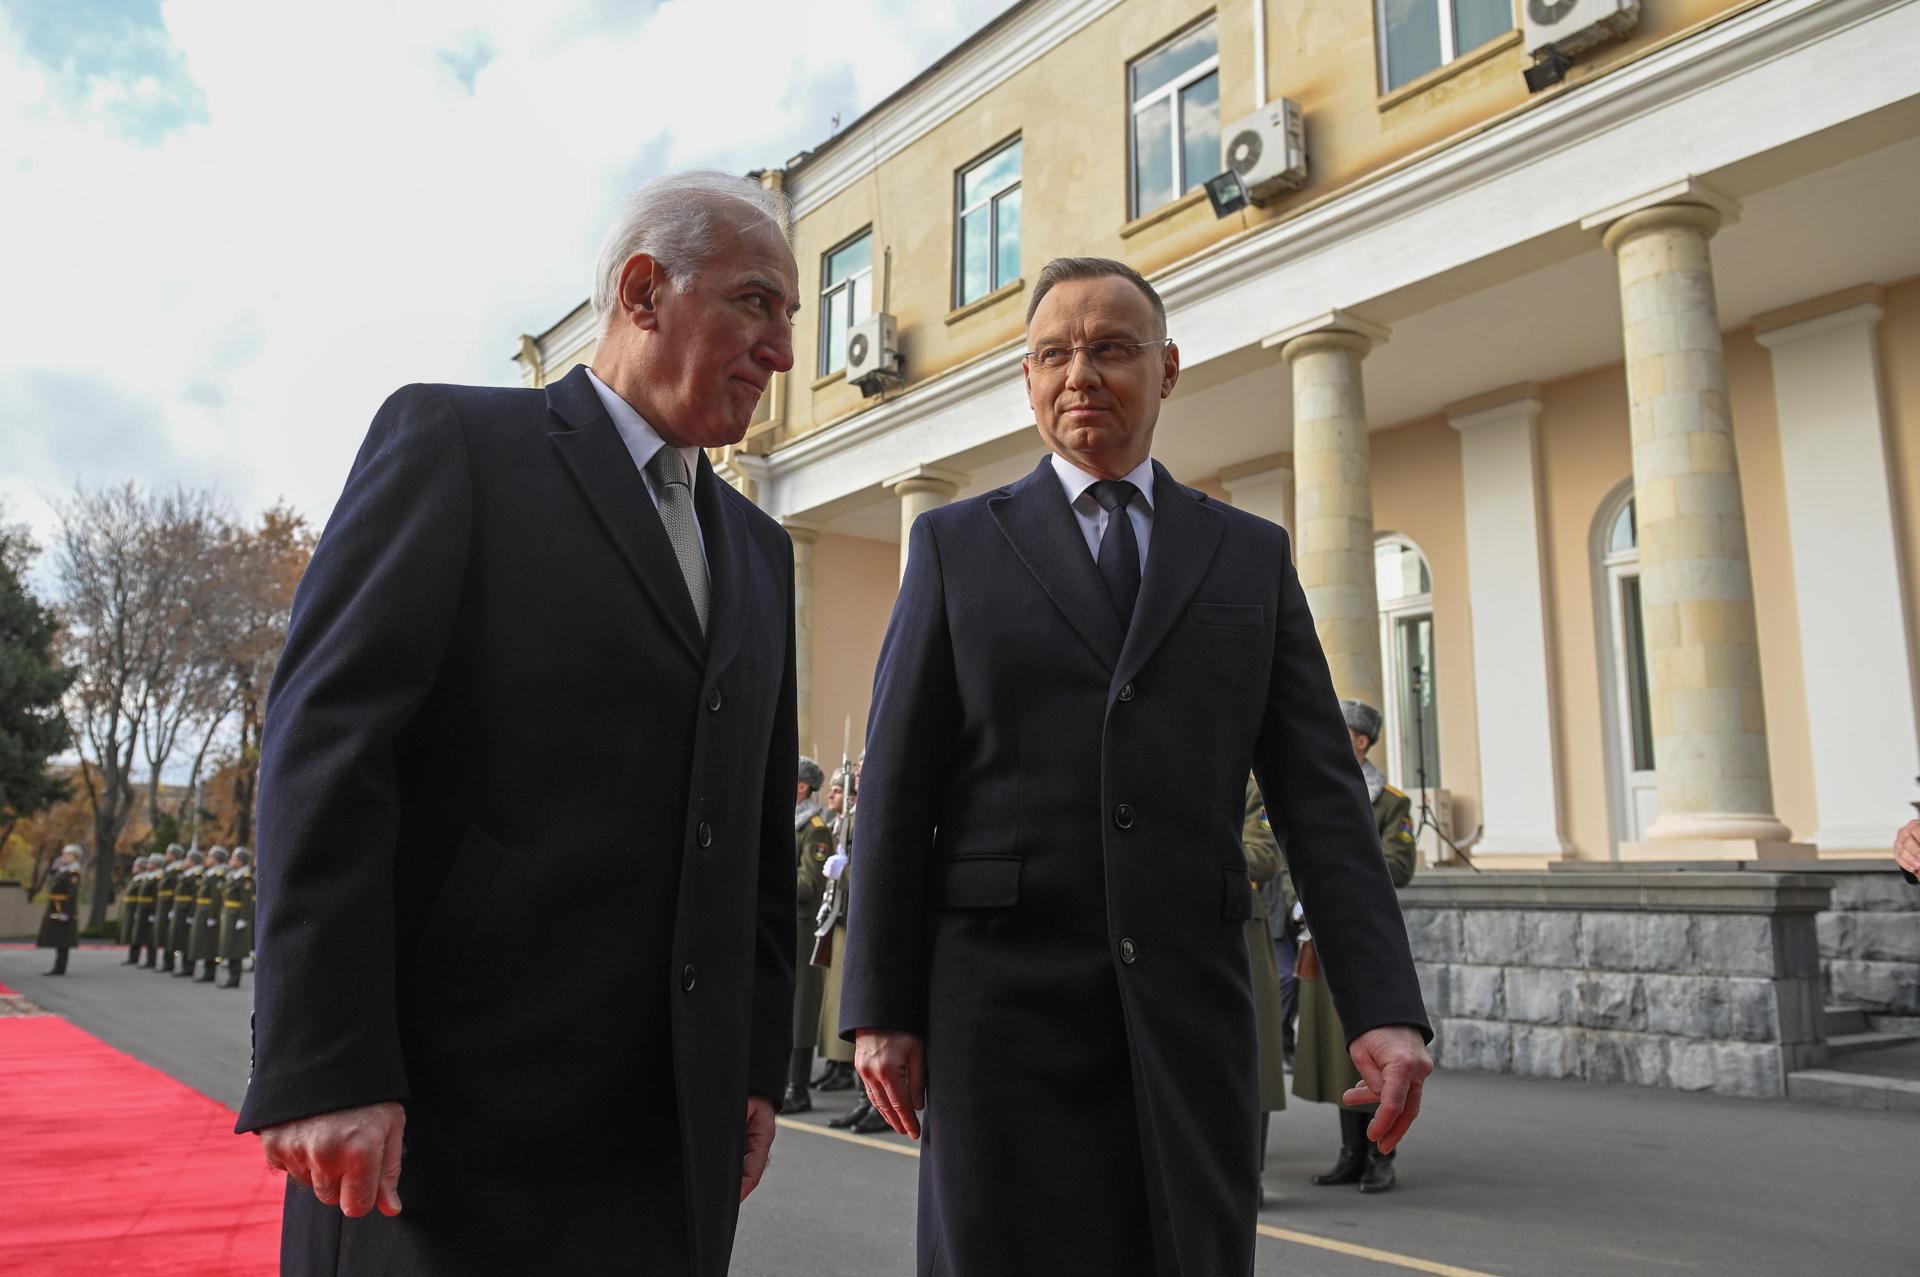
1826, 1030, 1920, 1057
1787, 1068, 1920, 1112
1822, 1005, 1870, 1036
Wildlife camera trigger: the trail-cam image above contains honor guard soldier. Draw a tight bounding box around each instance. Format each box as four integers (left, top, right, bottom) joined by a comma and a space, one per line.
787, 757, 834, 1113
38, 845, 84, 975
219, 848, 257, 989
122, 855, 152, 964
168, 848, 205, 976
118, 855, 141, 950
191, 846, 230, 982
150, 845, 184, 971
1292, 699, 1419, 1194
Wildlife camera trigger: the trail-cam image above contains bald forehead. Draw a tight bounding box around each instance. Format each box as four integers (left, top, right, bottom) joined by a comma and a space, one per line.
1027, 276, 1163, 341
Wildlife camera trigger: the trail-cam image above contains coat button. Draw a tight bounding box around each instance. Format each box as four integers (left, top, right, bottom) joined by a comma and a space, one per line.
1117, 681, 1135, 703
1119, 938, 1138, 964
696, 821, 713, 848
1113, 804, 1135, 830
681, 964, 697, 992
707, 686, 723, 712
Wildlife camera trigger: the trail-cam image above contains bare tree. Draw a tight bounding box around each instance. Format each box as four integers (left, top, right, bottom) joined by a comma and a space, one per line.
138, 489, 234, 836
219, 504, 313, 845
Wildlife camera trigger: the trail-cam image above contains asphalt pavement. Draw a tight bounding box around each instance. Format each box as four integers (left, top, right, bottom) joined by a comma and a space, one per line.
5, 946, 1917, 1276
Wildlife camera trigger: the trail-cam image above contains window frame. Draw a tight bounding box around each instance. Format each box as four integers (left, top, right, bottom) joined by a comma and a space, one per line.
1592, 481, 1660, 855
1126, 15, 1221, 219
953, 135, 1023, 309
1375, 0, 1515, 95
817, 227, 874, 379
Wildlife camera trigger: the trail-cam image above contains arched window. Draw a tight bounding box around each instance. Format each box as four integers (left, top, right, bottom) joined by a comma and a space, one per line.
1375, 535, 1440, 791
1595, 484, 1659, 849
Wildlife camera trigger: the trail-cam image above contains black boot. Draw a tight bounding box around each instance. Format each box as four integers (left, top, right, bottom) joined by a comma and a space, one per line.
172, 957, 195, 976
1359, 1144, 1396, 1194
122, 948, 139, 965
47, 946, 69, 976
195, 959, 217, 983
818, 1061, 856, 1092
828, 1098, 872, 1130
158, 953, 174, 973
1312, 1110, 1369, 1186
850, 1105, 892, 1135
223, 971, 243, 989
1258, 1114, 1277, 1210
783, 1049, 814, 1113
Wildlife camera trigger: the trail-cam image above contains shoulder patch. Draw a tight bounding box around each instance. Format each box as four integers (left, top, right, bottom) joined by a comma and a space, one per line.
1383, 784, 1406, 800
1397, 816, 1415, 839
811, 816, 827, 829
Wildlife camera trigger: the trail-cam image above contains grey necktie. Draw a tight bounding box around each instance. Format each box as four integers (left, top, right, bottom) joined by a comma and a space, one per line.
646, 446, 709, 635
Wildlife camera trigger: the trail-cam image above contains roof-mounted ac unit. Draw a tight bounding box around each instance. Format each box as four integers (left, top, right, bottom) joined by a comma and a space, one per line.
1221, 99, 1307, 204
846, 313, 901, 397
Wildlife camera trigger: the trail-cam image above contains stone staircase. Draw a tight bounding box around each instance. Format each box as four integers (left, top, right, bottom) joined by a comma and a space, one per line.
1785, 1007, 1920, 1111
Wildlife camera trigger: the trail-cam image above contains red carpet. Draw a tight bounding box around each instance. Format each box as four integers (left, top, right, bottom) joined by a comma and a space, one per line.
0, 1012, 281, 1275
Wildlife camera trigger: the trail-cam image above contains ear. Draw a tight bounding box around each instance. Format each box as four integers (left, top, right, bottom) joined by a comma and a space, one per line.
1160, 341, 1181, 400
618, 253, 667, 331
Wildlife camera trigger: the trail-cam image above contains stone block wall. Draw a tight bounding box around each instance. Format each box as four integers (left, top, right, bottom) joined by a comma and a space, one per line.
1399, 872, 1833, 1098
1808, 865, 1920, 1016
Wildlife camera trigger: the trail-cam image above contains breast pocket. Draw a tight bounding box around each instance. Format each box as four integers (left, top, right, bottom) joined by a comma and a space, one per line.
1189, 602, 1263, 630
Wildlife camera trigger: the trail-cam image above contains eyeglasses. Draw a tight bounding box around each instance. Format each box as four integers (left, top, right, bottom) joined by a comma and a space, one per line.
1022, 338, 1170, 372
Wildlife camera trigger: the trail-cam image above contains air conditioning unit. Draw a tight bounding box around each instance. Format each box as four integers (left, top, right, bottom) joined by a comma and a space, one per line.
1220, 99, 1307, 204
1524, 0, 1640, 59
846, 313, 901, 396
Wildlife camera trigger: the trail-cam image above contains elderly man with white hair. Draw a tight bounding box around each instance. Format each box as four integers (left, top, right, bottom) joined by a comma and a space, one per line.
237, 171, 803, 1275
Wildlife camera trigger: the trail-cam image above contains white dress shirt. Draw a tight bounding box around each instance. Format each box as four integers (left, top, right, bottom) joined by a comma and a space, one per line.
587, 368, 708, 565
1050, 452, 1155, 574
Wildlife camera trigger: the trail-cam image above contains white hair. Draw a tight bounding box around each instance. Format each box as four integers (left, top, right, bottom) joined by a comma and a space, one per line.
591, 170, 790, 337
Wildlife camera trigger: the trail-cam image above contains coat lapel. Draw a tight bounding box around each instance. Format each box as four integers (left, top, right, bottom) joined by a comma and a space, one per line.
1114, 461, 1226, 691
544, 366, 706, 666
988, 458, 1125, 670
691, 449, 749, 681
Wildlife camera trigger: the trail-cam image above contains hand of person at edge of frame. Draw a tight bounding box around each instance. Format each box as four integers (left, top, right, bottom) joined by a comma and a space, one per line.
1342, 1024, 1433, 1155
740, 1094, 777, 1202
854, 1027, 927, 1140
1895, 819, 1920, 877
260, 1100, 406, 1218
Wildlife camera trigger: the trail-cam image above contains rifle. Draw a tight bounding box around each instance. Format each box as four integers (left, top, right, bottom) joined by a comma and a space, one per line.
810, 737, 857, 967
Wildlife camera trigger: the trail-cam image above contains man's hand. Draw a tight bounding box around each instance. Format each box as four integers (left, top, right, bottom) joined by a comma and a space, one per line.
259, 1101, 406, 1218
1342, 1025, 1432, 1155
854, 1027, 927, 1140
1895, 820, 1920, 877
740, 1094, 777, 1202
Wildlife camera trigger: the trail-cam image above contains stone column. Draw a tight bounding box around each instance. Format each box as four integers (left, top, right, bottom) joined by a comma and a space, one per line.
884, 466, 968, 582
1754, 287, 1920, 851
1267, 312, 1390, 710
1447, 386, 1567, 859
1587, 185, 1799, 857
783, 520, 821, 756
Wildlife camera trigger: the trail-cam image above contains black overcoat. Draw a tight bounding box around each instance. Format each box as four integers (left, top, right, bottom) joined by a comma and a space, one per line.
235, 366, 797, 1276
36, 868, 80, 949
840, 458, 1429, 1277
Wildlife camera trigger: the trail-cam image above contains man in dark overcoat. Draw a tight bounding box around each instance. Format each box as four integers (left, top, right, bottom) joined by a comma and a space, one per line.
843, 258, 1432, 1276
37, 845, 83, 975
235, 170, 802, 1276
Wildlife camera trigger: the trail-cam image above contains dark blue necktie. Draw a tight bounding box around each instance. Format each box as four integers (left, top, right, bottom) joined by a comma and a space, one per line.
1090, 480, 1141, 628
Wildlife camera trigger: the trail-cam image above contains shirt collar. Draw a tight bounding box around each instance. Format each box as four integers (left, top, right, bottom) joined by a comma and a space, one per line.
587, 368, 701, 495
1049, 452, 1157, 511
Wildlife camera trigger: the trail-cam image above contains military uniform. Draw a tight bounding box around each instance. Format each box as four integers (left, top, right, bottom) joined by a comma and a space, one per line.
191, 862, 228, 980
37, 864, 82, 974
124, 864, 154, 964
815, 807, 855, 1068
169, 864, 203, 974
219, 863, 256, 988
150, 861, 180, 970
118, 867, 138, 947
1241, 779, 1288, 1115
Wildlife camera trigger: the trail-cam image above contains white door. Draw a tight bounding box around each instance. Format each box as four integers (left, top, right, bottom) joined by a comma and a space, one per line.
1601, 498, 1659, 846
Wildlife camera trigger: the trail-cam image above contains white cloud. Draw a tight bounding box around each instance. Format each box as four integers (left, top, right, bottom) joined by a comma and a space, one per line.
0, 0, 1010, 544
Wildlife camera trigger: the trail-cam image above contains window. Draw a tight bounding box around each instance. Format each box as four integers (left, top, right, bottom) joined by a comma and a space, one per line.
1377, 0, 1514, 93
1596, 488, 1659, 848
818, 231, 874, 378
956, 139, 1022, 307
1376, 537, 1441, 791
1129, 18, 1219, 217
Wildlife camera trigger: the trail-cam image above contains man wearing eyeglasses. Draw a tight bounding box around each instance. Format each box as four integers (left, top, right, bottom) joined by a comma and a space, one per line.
842, 257, 1433, 1276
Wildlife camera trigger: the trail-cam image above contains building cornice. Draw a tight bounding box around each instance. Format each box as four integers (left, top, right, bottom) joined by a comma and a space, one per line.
785, 0, 1124, 222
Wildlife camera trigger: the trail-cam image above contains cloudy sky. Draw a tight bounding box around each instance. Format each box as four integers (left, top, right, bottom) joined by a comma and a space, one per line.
0, 0, 1010, 549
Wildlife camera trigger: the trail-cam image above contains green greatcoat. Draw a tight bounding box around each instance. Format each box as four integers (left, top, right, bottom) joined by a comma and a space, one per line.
816, 807, 855, 1065
36, 867, 81, 950
126, 870, 154, 948
169, 866, 203, 962
153, 866, 179, 955
1241, 778, 1289, 1113
794, 806, 834, 1048
1291, 780, 1418, 1107
190, 866, 228, 966
118, 870, 137, 945
219, 866, 256, 966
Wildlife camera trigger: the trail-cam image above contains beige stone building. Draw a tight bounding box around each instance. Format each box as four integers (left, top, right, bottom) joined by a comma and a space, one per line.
517, 0, 1920, 869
